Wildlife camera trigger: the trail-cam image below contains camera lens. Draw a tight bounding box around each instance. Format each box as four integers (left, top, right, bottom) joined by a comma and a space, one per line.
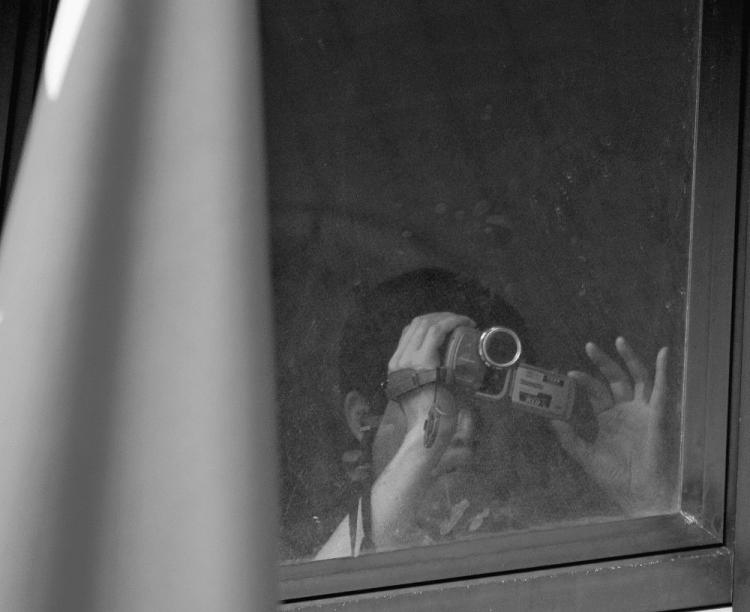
479, 327, 522, 369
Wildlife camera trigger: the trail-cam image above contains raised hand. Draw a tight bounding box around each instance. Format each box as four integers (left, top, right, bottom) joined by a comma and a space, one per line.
551, 337, 671, 515
387, 312, 474, 432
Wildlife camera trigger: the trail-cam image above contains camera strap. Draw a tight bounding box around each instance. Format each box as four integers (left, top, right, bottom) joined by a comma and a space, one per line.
349, 419, 377, 556
385, 367, 450, 401
360, 426, 375, 553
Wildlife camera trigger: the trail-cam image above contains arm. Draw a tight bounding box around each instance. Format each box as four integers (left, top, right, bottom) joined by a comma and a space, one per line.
314, 418, 453, 559
316, 313, 473, 558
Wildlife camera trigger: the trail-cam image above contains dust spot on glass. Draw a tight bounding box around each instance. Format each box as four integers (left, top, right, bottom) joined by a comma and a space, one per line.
401, 229, 413, 239
454, 210, 466, 221
486, 222, 513, 246
311, 515, 322, 535
440, 498, 470, 535
342, 449, 362, 463
468, 507, 490, 532
434, 202, 448, 215
486, 214, 509, 228
473, 200, 490, 216
554, 203, 565, 223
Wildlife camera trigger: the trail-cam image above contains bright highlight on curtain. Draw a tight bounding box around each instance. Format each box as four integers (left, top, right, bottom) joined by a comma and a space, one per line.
44, 0, 92, 100
0, 2, 277, 611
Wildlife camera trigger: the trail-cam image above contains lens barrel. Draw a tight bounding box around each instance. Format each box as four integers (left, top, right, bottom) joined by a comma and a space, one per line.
478, 327, 522, 369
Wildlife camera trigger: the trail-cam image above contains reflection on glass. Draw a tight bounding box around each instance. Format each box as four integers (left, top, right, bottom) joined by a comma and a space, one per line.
264, 0, 696, 562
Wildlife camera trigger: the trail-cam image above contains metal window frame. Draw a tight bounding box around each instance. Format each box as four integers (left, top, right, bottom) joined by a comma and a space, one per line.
728, 2, 750, 609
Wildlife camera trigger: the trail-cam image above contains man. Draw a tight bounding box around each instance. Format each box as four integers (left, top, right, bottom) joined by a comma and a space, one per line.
316, 268, 669, 558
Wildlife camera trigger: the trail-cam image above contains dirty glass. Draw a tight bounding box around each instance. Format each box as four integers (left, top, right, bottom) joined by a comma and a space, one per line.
263, 0, 697, 563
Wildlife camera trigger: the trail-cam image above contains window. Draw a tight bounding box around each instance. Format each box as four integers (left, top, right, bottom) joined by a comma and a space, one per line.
268, 0, 746, 608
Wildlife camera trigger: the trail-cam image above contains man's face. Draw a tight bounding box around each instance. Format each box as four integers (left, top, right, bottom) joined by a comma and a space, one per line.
372, 391, 516, 497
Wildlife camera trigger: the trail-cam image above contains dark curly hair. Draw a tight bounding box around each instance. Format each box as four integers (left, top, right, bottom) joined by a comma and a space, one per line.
338, 267, 534, 412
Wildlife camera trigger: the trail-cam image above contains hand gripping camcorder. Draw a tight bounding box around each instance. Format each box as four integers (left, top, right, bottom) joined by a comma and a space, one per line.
442, 326, 575, 420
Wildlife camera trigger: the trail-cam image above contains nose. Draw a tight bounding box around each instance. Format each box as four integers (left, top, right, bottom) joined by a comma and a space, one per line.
451, 408, 476, 447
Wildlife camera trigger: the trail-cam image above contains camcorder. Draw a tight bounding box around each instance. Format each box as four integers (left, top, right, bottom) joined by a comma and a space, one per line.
442, 326, 575, 420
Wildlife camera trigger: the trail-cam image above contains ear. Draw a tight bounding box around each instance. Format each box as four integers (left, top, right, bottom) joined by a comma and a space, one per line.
343, 390, 370, 442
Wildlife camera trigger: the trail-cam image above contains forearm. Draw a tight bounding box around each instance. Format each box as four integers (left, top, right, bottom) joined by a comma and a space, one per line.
315, 430, 443, 559
370, 424, 450, 550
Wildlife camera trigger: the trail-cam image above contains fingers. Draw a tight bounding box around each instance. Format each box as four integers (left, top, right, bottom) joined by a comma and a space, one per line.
567, 370, 612, 415
585, 341, 633, 404
615, 337, 652, 401
584, 338, 668, 409
388, 312, 475, 372
389, 322, 420, 367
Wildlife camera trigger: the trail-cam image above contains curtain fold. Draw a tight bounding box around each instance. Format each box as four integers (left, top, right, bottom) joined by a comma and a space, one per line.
0, 1, 277, 610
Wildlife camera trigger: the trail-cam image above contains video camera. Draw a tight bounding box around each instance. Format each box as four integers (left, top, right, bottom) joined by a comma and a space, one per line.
443, 326, 575, 420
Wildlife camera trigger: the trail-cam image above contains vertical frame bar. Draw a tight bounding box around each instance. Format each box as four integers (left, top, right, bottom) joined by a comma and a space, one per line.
680, 0, 742, 533
729, 1, 750, 607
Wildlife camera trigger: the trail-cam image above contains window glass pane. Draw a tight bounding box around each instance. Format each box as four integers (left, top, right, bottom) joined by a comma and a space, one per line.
265, 0, 697, 563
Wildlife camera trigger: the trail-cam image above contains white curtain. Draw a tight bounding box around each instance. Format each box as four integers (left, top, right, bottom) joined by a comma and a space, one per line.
0, 1, 277, 610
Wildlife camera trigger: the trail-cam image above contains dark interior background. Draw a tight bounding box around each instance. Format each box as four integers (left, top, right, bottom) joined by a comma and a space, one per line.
262, 0, 698, 559
0, 0, 58, 218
